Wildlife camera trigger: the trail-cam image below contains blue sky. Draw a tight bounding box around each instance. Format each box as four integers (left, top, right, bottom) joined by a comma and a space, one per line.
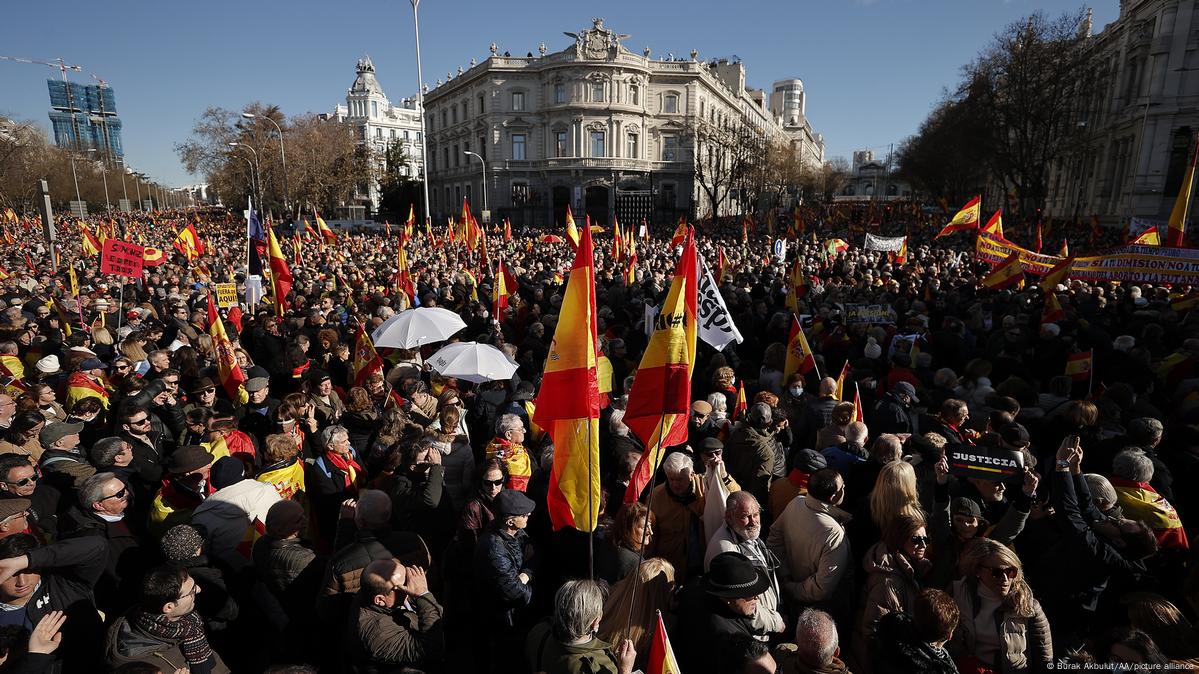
0, 0, 1115, 187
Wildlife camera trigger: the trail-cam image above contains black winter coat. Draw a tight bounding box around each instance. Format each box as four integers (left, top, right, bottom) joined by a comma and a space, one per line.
473, 525, 533, 628
58, 506, 149, 616
873, 611, 959, 674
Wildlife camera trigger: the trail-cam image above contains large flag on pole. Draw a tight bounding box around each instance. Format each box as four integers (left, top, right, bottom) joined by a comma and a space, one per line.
624, 228, 698, 502
534, 222, 602, 531
935, 196, 981, 238
981, 251, 1025, 290
173, 223, 205, 260
247, 200, 266, 276
783, 315, 818, 382
207, 293, 247, 402
647, 612, 682, 674
981, 209, 1005, 240
1132, 227, 1161, 246
565, 205, 580, 250
266, 228, 293, 317
396, 241, 416, 306
1166, 136, 1198, 247
351, 323, 384, 386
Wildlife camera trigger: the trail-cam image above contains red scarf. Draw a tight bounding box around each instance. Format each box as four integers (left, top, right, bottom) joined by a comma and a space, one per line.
324, 450, 363, 491
787, 469, 812, 491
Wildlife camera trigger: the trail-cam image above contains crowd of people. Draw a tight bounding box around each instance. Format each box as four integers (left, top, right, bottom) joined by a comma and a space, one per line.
0, 204, 1192, 673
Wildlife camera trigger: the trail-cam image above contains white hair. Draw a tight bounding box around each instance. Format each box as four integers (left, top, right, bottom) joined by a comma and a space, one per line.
706, 392, 728, 419
795, 609, 838, 666
662, 451, 693, 476
496, 413, 524, 436
1113, 448, 1154, 483
845, 421, 869, 444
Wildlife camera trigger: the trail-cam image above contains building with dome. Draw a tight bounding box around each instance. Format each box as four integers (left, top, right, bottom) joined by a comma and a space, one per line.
324, 56, 424, 215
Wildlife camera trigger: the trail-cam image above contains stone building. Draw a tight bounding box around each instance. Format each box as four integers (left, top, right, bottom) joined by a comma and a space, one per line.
421, 18, 823, 228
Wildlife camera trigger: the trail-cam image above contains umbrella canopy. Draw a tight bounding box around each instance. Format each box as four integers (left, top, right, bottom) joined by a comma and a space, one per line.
371, 307, 466, 349
540, 234, 564, 243
427, 341, 518, 383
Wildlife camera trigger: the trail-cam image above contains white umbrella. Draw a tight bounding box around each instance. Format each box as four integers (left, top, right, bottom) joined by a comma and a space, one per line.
371, 307, 467, 349
427, 342, 518, 383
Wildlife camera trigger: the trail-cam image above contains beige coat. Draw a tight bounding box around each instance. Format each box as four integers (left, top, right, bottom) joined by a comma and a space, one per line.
948, 579, 1053, 674
0, 436, 43, 462
648, 471, 738, 581
852, 542, 928, 674
766, 495, 852, 605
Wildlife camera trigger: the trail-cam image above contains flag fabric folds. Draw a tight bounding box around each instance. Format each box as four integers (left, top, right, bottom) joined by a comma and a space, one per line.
352, 324, 384, 387
565, 205, 580, 249
1166, 136, 1198, 247
1066, 351, 1093, 382
982, 252, 1024, 290
834, 361, 850, 402
207, 293, 247, 402
493, 257, 518, 319
266, 228, 293, 317
981, 209, 1005, 240
624, 229, 698, 503
1042, 291, 1065, 324
935, 196, 981, 238
396, 242, 416, 306
783, 315, 818, 383
315, 209, 337, 244
533, 222, 602, 532
1058, 239, 1070, 257
1039, 256, 1073, 292
1131, 227, 1161, 246
647, 612, 682, 674
173, 223, 205, 260
80, 224, 102, 257
732, 381, 747, 421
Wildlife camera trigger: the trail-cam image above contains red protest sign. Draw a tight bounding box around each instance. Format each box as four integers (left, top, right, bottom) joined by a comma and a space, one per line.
100, 239, 145, 278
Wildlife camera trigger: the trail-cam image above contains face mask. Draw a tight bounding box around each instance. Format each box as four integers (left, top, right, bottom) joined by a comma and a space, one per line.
789, 387, 803, 398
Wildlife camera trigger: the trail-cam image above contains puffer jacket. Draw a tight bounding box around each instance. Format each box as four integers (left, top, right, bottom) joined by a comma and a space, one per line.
853, 541, 930, 674
949, 578, 1053, 674
318, 523, 431, 627
347, 593, 445, 673
191, 478, 282, 570
252, 535, 322, 597
473, 524, 533, 628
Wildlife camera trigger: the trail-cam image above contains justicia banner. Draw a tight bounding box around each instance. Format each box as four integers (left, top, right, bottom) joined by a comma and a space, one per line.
863, 233, 907, 252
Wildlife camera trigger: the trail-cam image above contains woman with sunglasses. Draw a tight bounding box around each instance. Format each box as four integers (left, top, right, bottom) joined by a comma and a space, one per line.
853, 512, 932, 673
948, 538, 1052, 674
0, 412, 47, 461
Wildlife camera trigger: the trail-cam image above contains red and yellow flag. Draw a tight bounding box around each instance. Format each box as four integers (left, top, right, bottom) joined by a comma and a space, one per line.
624, 234, 638, 286
981, 209, 1005, 239
786, 259, 808, 314
894, 237, 909, 265
563, 205, 580, 250
267, 228, 293, 317
352, 323, 384, 387
207, 293, 247, 402
647, 612, 681, 674
670, 219, 687, 247
853, 383, 864, 422
732, 381, 747, 421
1066, 350, 1093, 382
716, 248, 729, 285
935, 196, 981, 238
625, 229, 698, 502
493, 257, 518, 319
981, 251, 1024, 290
1131, 226, 1161, 246
1039, 256, 1073, 292
1058, 239, 1070, 257
172, 223, 205, 261
834, 361, 851, 402
396, 241, 415, 305
504, 218, 512, 242
612, 218, 624, 263
405, 204, 416, 240
314, 209, 337, 244
784, 315, 818, 383
1167, 135, 1198, 248
1110, 477, 1189, 550
534, 222, 601, 531
80, 223, 102, 257
1042, 290, 1065, 324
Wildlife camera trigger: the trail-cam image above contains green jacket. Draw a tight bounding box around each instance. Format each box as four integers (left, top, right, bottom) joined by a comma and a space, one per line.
526, 620, 623, 674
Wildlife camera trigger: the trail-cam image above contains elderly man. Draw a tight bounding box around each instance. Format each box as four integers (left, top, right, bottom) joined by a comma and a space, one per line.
705, 492, 785, 635
348, 558, 444, 672
38, 421, 94, 493
766, 469, 853, 626
774, 609, 850, 674
649, 450, 739, 581
0, 454, 60, 538
60, 472, 145, 616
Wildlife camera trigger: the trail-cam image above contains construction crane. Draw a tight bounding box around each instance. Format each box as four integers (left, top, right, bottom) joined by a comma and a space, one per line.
90, 74, 114, 165
0, 55, 84, 150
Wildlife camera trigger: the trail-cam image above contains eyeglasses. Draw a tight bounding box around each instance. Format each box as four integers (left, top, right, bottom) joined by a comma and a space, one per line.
197, 388, 216, 395
177, 583, 200, 600
910, 535, 930, 547
3, 474, 39, 488
99, 487, 128, 502
114, 364, 131, 371
986, 565, 1018, 580
482, 478, 505, 487
128, 417, 151, 425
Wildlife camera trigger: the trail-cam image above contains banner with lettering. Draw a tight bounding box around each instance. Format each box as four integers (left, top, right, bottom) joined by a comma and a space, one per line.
215, 283, 238, 308
947, 445, 1024, 481
974, 231, 1062, 276
697, 257, 744, 352
99, 239, 145, 278
845, 303, 898, 325
1071, 245, 1199, 284
864, 233, 907, 253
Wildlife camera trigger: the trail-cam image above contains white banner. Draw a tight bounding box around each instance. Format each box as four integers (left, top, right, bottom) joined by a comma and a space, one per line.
244, 275, 264, 308
1129, 217, 1165, 238
698, 257, 744, 352
773, 238, 788, 263
864, 233, 907, 252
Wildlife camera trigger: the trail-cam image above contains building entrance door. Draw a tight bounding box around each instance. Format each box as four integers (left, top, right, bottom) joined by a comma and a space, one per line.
585, 186, 610, 227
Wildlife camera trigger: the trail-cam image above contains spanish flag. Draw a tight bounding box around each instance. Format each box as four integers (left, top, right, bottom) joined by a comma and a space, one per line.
825, 238, 849, 257
533, 221, 602, 531
66, 371, 109, 410
981, 251, 1024, 290
266, 228, 293, 317
1166, 135, 1198, 248
783, 315, 817, 382
647, 612, 681, 674
80, 223, 102, 257
405, 204, 416, 240
981, 209, 1005, 239
670, 219, 687, 247
894, 237, 908, 264
612, 218, 624, 264
172, 223, 205, 260
351, 323, 384, 387
1042, 290, 1065, 324
624, 234, 638, 286
732, 381, 747, 421
716, 248, 729, 285
786, 259, 809, 314
1058, 239, 1070, 257
493, 256, 517, 319
853, 383, 865, 422
207, 293, 247, 402
396, 242, 415, 305
0, 355, 24, 380
1131, 226, 1161, 246
315, 210, 337, 244
1039, 256, 1073, 292
0, 268, 9, 281
1065, 350, 1093, 382
504, 218, 512, 242
624, 228, 698, 502
935, 195, 981, 238
1111, 477, 1189, 550
834, 360, 850, 402
564, 205, 580, 250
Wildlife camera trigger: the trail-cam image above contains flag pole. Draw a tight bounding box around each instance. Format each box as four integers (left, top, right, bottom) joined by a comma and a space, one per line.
1088, 352, 1094, 398
623, 410, 668, 639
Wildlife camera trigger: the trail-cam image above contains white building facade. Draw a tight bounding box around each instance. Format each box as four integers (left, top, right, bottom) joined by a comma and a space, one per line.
325, 57, 424, 214
421, 19, 823, 228
769, 79, 825, 170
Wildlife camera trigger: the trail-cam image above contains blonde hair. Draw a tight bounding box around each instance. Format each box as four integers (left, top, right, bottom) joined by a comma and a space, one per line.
870, 460, 924, 529
959, 538, 1037, 618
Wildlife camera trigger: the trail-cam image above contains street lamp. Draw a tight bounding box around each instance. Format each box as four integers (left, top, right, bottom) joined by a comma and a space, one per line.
229, 152, 259, 211
229, 142, 262, 212
88, 149, 111, 212
120, 164, 129, 210
69, 153, 82, 205
464, 150, 488, 212
243, 112, 290, 218
410, 0, 432, 229
132, 172, 144, 210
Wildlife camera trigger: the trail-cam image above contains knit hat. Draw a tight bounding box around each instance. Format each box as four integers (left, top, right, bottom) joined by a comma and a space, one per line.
864, 337, 882, 360
950, 497, 983, 520
35, 355, 61, 375
793, 448, 828, 474
210, 456, 246, 490
160, 524, 204, 561
265, 499, 306, 538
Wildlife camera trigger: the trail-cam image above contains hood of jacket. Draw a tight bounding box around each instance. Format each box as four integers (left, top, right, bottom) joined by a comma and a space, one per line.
863, 540, 925, 580
192, 479, 280, 523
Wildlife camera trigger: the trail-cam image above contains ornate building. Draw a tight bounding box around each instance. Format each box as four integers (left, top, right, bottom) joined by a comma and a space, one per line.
1045, 2, 1199, 227
324, 57, 424, 214
422, 19, 823, 228
836, 150, 912, 202
769, 79, 825, 170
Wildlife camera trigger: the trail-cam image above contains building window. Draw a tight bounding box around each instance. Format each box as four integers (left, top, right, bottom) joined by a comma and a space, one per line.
441, 111, 447, 127
664, 93, 679, 114
662, 135, 678, 161
453, 144, 460, 166
512, 134, 526, 160
512, 183, 529, 204
627, 133, 639, 159
512, 92, 525, 111
479, 136, 486, 161
591, 131, 605, 157
390, 129, 397, 139
452, 106, 458, 124
443, 147, 449, 168
556, 131, 568, 157
371, 100, 378, 117
478, 95, 484, 114
629, 85, 639, 105
555, 84, 567, 104
592, 82, 604, 102
375, 128, 383, 139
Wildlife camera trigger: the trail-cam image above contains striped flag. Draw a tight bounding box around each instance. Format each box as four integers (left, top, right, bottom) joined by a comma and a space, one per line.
981, 251, 1024, 290
1042, 290, 1065, 324
1039, 256, 1073, 292
732, 381, 747, 421
981, 209, 1005, 239
565, 205, 580, 249
624, 227, 698, 503
647, 612, 681, 674
935, 196, 981, 238
266, 228, 293, 317
1166, 135, 1198, 247
783, 315, 817, 382
1066, 351, 1093, 382
834, 360, 851, 401
352, 324, 384, 387
207, 293, 247, 402
533, 222, 601, 532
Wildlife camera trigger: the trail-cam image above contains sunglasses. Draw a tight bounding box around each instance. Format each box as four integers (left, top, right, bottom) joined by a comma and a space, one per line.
910, 535, 930, 547
196, 388, 216, 395
986, 566, 1018, 580
99, 487, 128, 502
482, 478, 505, 487
3, 474, 39, 488
129, 417, 151, 425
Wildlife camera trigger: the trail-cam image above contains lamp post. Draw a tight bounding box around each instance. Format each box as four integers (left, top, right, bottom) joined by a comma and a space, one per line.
132, 172, 143, 210
243, 112, 290, 218
229, 142, 262, 213
410, 0, 432, 229
69, 153, 82, 204
120, 165, 129, 210
464, 150, 488, 213
88, 149, 111, 211
230, 153, 258, 211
